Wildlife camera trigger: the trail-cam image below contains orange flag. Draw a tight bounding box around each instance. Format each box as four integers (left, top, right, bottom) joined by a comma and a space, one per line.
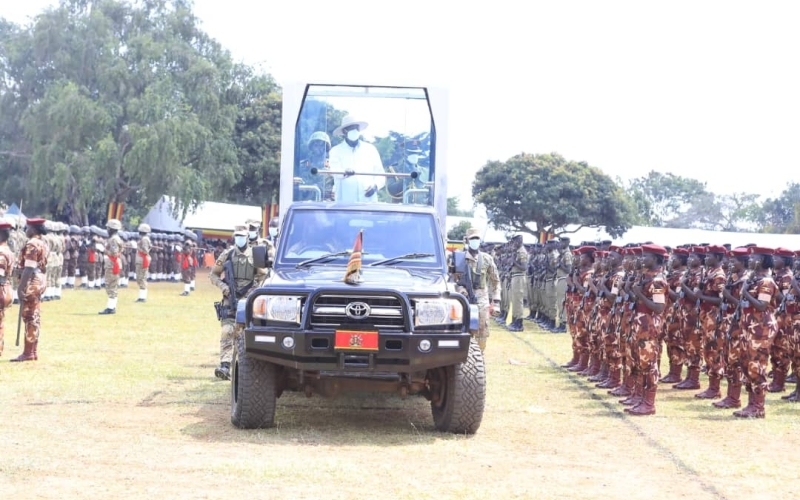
343, 230, 363, 284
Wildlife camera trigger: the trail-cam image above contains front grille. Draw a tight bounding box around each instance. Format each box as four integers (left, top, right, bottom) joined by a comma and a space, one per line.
310, 294, 405, 329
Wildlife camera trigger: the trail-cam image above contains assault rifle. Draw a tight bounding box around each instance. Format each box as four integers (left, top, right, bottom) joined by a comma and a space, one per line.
451, 251, 477, 305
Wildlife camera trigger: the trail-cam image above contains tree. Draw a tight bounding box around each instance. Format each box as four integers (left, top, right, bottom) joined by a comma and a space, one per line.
627, 171, 708, 227
758, 183, 800, 233
472, 152, 636, 238
1, 0, 256, 222
447, 220, 472, 241
447, 196, 474, 217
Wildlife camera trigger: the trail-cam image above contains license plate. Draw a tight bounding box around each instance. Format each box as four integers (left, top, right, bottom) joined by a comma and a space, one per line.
334, 330, 379, 351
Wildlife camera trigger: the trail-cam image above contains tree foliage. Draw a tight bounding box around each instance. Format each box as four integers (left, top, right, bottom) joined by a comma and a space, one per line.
447, 220, 472, 241
473, 152, 636, 238
627, 171, 708, 227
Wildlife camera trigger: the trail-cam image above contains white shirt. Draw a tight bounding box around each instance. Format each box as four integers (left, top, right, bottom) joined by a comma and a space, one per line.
329, 140, 386, 203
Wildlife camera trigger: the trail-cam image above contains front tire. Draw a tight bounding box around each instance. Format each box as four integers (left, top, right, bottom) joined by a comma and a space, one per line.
430, 339, 486, 434
230, 334, 278, 429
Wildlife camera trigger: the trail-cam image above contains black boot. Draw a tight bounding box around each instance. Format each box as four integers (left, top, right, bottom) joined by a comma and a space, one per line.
214, 362, 231, 380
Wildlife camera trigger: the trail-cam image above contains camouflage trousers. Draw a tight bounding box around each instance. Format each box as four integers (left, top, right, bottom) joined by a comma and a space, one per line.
86, 261, 97, 282
700, 308, 726, 378
681, 311, 702, 369
575, 306, 593, 356
769, 314, 793, 375
21, 271, 45, 343
510, 275, 526, 320
663, 307, 685, 366
554, 277, 567, 327
500, 278, 509, 315
544, 280, 556, 320
791, 313, 800, 378
181, 267, 191, 284
105, 269, 120, 299
565, 294, 579, 345
66, 258, 77, 279
633, 310, 663, 389
0, 282, 9, 355
220, 318, 244, 364
740, 311, 778, 395
135, 263, 148, 290
602, 308, 623, 372
620, 309, 634, 377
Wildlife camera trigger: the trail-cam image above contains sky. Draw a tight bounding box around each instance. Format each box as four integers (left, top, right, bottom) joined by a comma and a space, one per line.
5, 1, 800, 210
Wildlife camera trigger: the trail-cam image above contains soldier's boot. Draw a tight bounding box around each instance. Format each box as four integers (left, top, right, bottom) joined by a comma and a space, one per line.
585, 355, 603, 378
713, 377, 742, 409
136, 289, 147, 303
734, 390, 766, 418
561, 349, 580, 369
214, 362, 231, 380
508, 319, 523, 332
673, 366, 701, 390
767, 368, 787, 393
588, 362, 608, 383
695, 374, 722, 399
659, 362, 683, 384
733, 387, 757, 418
781, 379, 798, 401
99, 297, 117, 315
609, 372, 633, 396
10, 340, 36, 362
578, 353, 598, 376
620, 376, 643, 406
787, 373, 798, 383
597, 367, 621, 389
568, 353, 589, 372
626, 382, 657, 416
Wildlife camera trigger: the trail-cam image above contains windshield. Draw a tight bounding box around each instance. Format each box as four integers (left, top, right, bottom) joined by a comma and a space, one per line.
293, 85, 435, 207
278, 209, 443, 269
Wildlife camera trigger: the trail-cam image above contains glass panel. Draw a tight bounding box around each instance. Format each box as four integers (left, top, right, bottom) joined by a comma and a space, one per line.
279, 209, 442, 268
293, 84, 434, 207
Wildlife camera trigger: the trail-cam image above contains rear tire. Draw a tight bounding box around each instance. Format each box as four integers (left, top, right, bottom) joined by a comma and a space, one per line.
430, 339, 486, 434
230, 334, 278, 429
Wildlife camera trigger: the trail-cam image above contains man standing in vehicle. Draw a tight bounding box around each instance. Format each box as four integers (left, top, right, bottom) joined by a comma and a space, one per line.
209, 227, 269, 380
328, 115, 385, 203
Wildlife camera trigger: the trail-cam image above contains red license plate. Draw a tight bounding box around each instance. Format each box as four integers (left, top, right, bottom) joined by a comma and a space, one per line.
334, 330, 379, 351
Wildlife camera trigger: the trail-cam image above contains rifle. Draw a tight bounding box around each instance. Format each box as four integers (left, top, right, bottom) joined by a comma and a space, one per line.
213, 251, 250, 321
694, 266, 708, 329
15, 294, 23, 346
455, 251, 478, 305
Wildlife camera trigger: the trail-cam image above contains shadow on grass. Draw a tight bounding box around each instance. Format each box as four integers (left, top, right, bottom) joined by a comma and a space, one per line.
179, 391, 455, 446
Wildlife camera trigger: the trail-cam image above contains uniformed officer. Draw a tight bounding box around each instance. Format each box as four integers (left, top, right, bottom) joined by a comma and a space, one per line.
11, 218, 48, 362
135, 223, 152, 302
267, 217, 280, 249
209, 227, 269, 379
99, 219, 124, 314
0, 220, 15, 357
508, 233, 528, 332
294, 131, 334, 201
458, 228, 501, 350
553, 236, 573, 333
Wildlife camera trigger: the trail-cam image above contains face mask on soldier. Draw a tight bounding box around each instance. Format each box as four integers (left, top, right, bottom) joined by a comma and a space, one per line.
234, 236, 247, 248
468, 239, 480, 251
407, 154, 419, 165
268, 227, 278, 238
248, 230, 258, 240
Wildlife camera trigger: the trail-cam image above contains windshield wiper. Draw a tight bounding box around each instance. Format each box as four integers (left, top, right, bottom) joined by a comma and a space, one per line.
295, 251, 354, 268
369, 253, 434, 267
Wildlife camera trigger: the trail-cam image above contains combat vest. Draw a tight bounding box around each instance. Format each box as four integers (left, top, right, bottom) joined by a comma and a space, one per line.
468, 252, 487, 289
228, 246, 256, 295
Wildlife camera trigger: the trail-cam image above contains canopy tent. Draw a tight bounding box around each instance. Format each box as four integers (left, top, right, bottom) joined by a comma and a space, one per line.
5, 203, 25, 218
143, 195, 263, 239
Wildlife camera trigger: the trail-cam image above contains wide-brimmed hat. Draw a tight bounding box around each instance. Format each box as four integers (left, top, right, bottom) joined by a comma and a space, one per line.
333, 115, 369, 137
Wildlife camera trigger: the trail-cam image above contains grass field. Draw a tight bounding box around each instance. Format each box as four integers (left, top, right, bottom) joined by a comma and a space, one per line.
1, 270, 799, 499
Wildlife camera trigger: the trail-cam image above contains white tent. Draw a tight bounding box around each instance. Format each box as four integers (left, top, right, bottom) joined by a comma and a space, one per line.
143, 195, 263, 236
142, 196, 184, 232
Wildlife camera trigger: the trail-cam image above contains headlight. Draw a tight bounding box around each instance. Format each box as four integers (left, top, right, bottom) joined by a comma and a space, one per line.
252, 295, 303, 323
413, 298, 463, 326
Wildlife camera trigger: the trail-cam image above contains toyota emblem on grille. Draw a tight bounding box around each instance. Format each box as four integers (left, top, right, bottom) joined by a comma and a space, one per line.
345, 301, 371, 319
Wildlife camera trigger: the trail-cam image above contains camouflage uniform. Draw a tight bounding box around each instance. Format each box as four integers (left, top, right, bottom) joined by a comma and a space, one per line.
0, 231, 15, 357
554, 244, 573, 329
458, 228, 500, 351
209, 230, 268, 379
99, 220, 124, 314
135, 224, 152, 302
11, 222, 48, 362
544, 243, 559, 325
508, 235, 528, 331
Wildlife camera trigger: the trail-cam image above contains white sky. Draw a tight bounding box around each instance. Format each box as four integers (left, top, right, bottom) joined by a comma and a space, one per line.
6, 1, 800, 209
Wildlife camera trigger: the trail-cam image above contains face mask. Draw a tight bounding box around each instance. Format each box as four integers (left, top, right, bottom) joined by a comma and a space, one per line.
468, 239, 480, 250
234, 236, 247, 248
268, 227, 278, 238
248, 231, 258, 240
346, 129, 360, 142
407, 154, 419, 165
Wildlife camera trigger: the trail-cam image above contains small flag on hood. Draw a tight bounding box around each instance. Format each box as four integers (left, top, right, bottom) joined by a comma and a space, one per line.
343, 230, 363, 284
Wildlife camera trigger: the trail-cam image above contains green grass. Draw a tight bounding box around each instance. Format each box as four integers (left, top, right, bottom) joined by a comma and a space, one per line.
1, 274, 799, 499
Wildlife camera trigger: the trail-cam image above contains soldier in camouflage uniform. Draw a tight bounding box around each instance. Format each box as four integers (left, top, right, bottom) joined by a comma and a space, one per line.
508, 234, 528, 332
294, 131, 335, 201
541, 240, 560, 330
455, 228, 501, 351
43, 221, 60, 301
99, 219, 124, 314
553, 237, 573, 333
8, 217, 27, 304
209, 227, 269, 379
135, 224, 152, 302
65, 225, 81, 288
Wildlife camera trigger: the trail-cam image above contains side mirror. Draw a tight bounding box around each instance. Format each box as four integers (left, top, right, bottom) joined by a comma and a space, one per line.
452, 250, 468, 274
253, 245, 273, 269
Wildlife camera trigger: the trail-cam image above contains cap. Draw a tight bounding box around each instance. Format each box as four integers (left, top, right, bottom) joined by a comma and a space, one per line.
641, 243, 669, 257
729, 247, 750, 257
106, 219, 122, 230
706, 245, 727, 254
138, 223, 151, 233
774, 247, 794, 258
466, 227, 481, 239
749, 246, 774, 255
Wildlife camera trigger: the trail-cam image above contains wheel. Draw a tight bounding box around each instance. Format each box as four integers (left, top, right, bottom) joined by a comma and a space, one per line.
230, 334, 278, 429
429, 338, 486, 434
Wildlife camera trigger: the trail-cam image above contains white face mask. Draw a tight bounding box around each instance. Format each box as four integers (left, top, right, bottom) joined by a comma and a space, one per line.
407, 154, 419, 165
268, 227, 278, 238
234, 236, 247, 248
346, 129, 360, 142
468, 239, 481, 250
248, 230, 258, 239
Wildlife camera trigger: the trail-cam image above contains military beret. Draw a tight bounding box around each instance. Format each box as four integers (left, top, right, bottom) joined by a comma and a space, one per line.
628, 247, 643, 256
672, 248, 689, 255
574, 246, 597, 255
690, 245, 707, 255
608, 245, 624, 254
641, 244, 668, 257
664, 245, 673, 253
706, 245, 727, 254
723, 243, 732, 250
774, 247, 794, 258
749, 246, 774, 255
26, 218, 46, 226
729, 247, 749, 257
0, 221, 12, 230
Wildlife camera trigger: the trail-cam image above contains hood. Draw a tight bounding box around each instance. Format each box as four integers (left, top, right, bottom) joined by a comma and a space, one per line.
268, 266, 447, 292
